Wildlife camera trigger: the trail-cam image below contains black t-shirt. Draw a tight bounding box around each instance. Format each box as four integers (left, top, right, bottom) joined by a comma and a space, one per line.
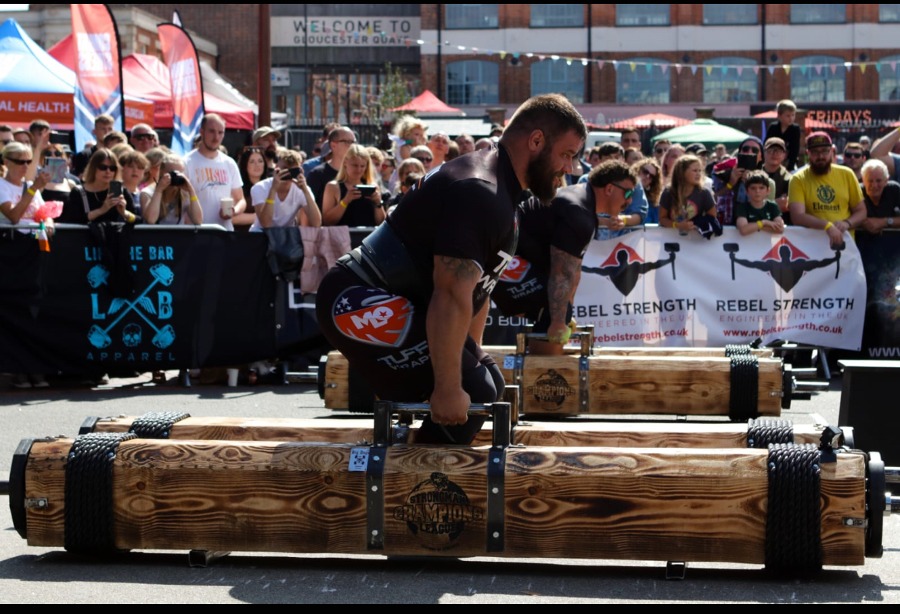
388, 145, 524, 313
516, 185, 595, 272
492, 184, 595, 316
58, 186, 137, 224
766, 121, 801, 171
864, 180, 900, 218
306, 161, 338, 209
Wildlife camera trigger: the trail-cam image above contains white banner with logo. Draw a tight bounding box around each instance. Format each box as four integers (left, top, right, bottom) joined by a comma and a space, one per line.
574, 226, 866, 350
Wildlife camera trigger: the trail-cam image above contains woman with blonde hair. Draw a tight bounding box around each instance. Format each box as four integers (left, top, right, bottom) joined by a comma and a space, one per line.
142, 154, 203, 225
321, 144, 385, 227
658, 154, 716, 234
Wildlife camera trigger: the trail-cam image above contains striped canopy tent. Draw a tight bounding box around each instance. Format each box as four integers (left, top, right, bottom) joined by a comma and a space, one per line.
608, 113, 691, 130
754, 110, 836, 131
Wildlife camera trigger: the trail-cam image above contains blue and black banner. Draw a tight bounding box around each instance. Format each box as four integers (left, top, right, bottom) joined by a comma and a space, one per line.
0, 226, 324, 376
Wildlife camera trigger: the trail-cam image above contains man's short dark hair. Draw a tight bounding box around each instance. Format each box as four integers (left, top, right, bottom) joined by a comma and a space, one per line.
598, 141, 624, 158
503, 93, 587, 144
588, 159, 637, 188
744, 169, 771, 189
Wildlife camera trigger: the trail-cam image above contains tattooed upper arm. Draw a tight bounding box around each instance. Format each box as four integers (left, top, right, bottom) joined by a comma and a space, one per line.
435, 255, 482, 283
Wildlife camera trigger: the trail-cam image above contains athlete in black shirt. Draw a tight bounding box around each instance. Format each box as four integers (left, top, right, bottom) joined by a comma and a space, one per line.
492, 160, 637, 354
315, 94, 586, 441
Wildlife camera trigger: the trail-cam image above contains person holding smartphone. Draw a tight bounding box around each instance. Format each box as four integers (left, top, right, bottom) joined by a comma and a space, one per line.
58, 149, 138, 224
711, 136, 775, 226
38, 144, 77, 205
249, 148, 321, 231
320, 144, 385, 227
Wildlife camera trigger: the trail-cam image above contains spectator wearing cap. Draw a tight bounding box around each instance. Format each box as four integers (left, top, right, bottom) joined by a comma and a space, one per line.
252, 125, 282, 171
711, 136, 774, 226
788, 131, 866, 248
858, 135, 872, 158
842, 142, 866, 182
761, 137, 793, 225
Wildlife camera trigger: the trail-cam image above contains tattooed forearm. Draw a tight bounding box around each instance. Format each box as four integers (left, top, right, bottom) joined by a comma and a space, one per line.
548, 246, 581, 321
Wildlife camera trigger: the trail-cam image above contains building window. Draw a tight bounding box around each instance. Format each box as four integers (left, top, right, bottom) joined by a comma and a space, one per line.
446, 60, 499, 105
445, 4, 499, 29
702, 5, 757, 25
616, 58, 669, 104
790, 5, 846, 24
616, 5, 670, 27
530, 59, 584, 103
791, 55, 846, 102
531, 5, 583, 28
880, 5, 900, 22
703, 57, 758, 102
879, 54, 900, 100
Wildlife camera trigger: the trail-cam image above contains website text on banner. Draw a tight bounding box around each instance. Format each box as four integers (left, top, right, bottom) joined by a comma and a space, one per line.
574, 226, 866, 351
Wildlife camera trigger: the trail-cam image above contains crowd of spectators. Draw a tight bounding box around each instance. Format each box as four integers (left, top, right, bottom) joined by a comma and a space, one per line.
3, 97, 899, 389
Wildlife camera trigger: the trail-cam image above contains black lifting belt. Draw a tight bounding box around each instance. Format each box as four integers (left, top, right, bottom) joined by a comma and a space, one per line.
339, 222, 425, 304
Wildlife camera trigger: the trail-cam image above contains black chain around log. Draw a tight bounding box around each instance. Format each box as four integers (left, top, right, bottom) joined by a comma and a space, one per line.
64, 432, 137, 554
725, 344, 751, 357
128, 411, 190, 439
747, 418, 794, 448
728, 354, 759, 420
765, 443, 823, 576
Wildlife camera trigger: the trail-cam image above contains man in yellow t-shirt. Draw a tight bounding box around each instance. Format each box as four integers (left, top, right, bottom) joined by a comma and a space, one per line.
788, 131, 866, 248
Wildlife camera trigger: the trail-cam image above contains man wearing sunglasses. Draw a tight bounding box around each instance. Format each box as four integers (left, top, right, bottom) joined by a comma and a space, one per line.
492, 160, 638, 356
761, 137, 793, 225
129, 123, 158, 154
841, 143, 866, 182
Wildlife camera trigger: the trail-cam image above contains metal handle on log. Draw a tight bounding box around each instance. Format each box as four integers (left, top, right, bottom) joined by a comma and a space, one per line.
372, 400, 511, 448
515, 325, 594, 357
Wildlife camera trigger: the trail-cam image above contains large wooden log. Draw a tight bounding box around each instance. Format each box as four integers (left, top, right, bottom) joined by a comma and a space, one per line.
322, 350, 785, 418
83, 414, 842, 449
12, 436, 871, 572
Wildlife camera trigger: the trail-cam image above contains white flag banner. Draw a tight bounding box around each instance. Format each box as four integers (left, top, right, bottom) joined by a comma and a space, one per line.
575, 226, 866, 350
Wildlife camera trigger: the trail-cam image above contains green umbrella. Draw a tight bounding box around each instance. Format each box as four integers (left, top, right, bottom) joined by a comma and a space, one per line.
650, 119, 753, 150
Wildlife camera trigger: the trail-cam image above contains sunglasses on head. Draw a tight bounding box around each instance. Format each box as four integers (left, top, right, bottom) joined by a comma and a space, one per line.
610, 183, 634, 200
5, 157, 31, 166
741, 146, 761, 154
97, 164, 117, 172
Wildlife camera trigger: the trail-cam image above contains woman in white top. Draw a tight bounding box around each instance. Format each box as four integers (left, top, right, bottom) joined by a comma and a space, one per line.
0, 142, 52, 234
250, 149, 321, 231
142, 154, 203, 225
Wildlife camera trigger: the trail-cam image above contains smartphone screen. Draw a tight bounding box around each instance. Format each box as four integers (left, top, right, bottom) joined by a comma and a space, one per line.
109, 180, 123, 197
737, 154, 757, 170
289, 167, 302, 179
44, 158, 67, 183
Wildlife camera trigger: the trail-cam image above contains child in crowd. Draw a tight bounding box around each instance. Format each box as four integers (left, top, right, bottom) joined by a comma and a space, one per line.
734, 170, 785, 236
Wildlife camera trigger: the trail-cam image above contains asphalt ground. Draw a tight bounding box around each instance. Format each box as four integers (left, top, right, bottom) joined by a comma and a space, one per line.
0, 366, 898, 604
